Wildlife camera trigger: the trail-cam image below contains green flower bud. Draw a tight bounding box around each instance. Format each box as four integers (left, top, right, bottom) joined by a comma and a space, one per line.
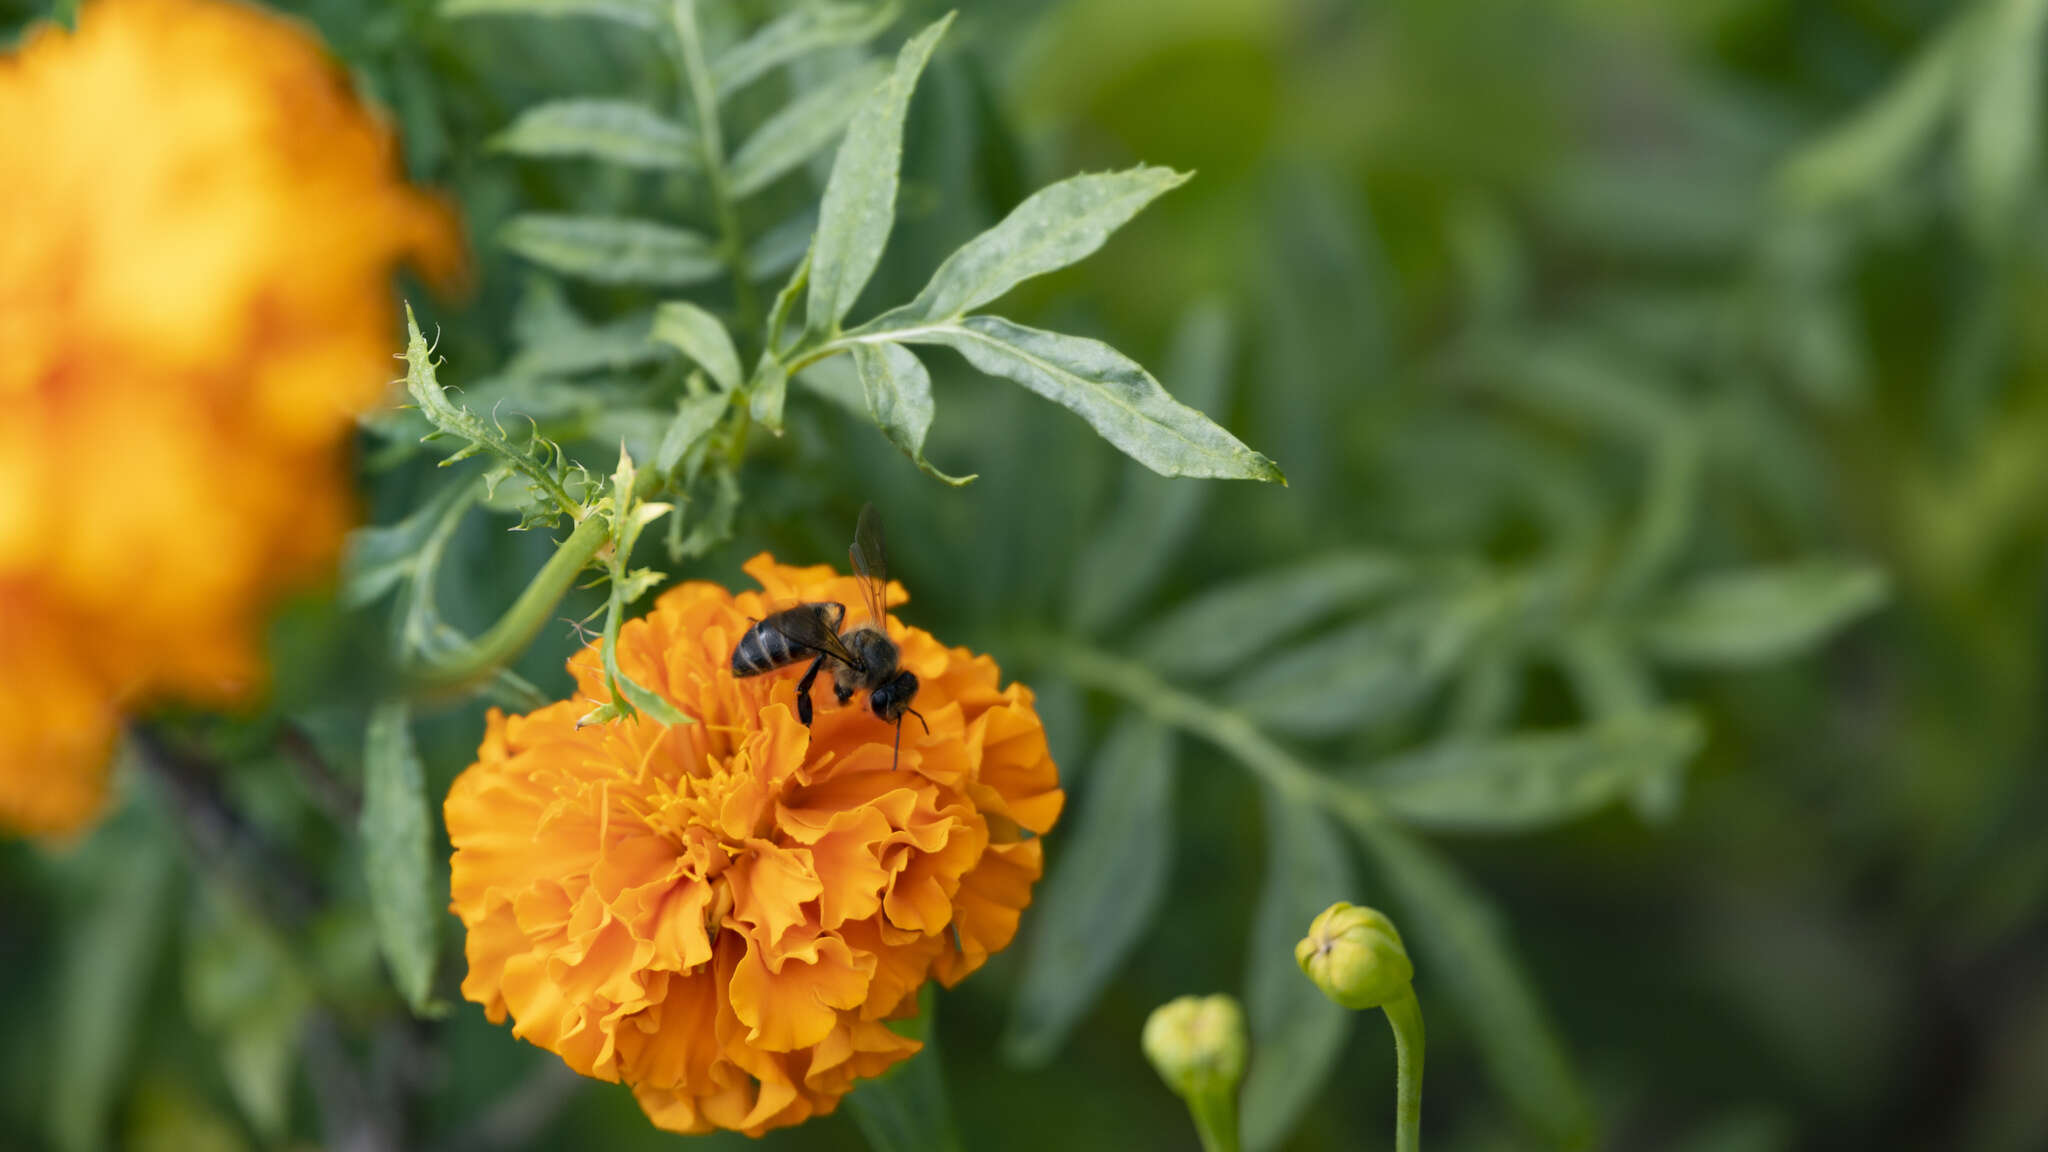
1296, 901, 1413, 1010
1142, 994, 1248, 1101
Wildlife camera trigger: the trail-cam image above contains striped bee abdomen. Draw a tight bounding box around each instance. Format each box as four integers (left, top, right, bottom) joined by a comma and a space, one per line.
730, 601, 846, 678
730, 622, 799, 676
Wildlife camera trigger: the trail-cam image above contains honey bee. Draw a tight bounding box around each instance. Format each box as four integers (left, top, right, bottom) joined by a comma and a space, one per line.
729, 503, 927, 767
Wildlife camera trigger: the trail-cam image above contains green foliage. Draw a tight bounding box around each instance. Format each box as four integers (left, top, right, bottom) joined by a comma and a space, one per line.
47, 794, 180, 1152
852, 340, 971, 484
1240, 793, 1355, 1152
844, 987, 964, 1152
499, 214, 724, 286
360, 701, 444, 1015
882, 166, 1188, 323
1356, 713, 1704, 832
1640, 563, 1891, 667
1004, 717, 1175, 1065
651, 300, 741, 391
442, 0, 662, 28
890, 317, 1282, 481
805, 14, 949, 335
182, 888, 313, 1139
21, 0, 2043, 1150
488, 99, 696, 169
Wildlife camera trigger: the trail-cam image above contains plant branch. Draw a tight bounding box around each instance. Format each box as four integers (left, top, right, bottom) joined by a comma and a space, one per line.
672, 0, 760, 341
1044, 639, 1382, 825
404, 513, 610, 699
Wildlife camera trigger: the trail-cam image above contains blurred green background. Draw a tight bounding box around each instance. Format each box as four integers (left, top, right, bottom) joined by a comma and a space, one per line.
7, 0, 2048, 1149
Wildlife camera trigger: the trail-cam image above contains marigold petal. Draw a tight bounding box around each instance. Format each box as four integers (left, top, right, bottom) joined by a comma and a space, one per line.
726, 927, 877, 1052
727, 839, 824, 952
0, 0, 460, 837
933, 838, 1045, 987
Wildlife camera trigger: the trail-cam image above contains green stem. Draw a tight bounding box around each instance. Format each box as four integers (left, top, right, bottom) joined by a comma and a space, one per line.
1183, 1089, 1241, 1152
404, 514, 609, 698
1384, 988, 1426, 1152
1048, 640, 1381, 823
671, 0, 759, 340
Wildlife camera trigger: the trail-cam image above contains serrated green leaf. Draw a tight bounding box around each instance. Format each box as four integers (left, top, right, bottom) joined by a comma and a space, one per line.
729, 62, 886, 196
362, 701, 445, 1016
654, 393, 729, 475
1241, 790, 1356, 1152
1070, 303, 1234, 634
442, 0, 662, 27
851, 343, 974, 485
1640, 561, 1888, 667
845, 986, 963, 1152
898, 316, 1282, 481
49, 791, 179, 1152
500, 214, 721, 287
1004, 718, 1175, 1065
1355, 713, 1703, 832
879, 166, 1188, 324
1136, 553, 1413, 678
1349, 819, 1593, 1148
807, 15, 951, 334
402, 304, 584, 522
651, 301, 741, 390
1960, 0, 2048, 247
489, 99, 694, 169
713, 1, 899, 97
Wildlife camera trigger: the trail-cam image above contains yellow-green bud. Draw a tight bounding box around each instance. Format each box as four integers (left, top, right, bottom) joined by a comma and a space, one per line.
1296, 901, 1413, 1010
1141, 994, 1248, 1101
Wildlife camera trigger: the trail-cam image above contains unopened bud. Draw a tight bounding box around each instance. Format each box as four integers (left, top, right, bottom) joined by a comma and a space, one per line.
1296, 901, 1412, 1011
1141, 994, 1248, 1101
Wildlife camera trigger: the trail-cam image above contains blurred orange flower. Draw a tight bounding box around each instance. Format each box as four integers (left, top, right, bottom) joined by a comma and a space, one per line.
447, 555, 1064, 1136
0, 0, 459, 834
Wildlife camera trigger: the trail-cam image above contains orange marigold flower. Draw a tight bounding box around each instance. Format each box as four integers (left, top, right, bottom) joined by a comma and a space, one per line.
447, 555, 1064, 1136
0, 0, 459, 835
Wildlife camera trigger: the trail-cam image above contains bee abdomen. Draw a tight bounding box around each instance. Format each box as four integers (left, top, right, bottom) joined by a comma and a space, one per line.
730, 623, 799, 676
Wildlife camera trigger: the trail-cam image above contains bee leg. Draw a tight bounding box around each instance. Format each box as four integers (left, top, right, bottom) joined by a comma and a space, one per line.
793, 654, 827, 727
834, 681, 854, 705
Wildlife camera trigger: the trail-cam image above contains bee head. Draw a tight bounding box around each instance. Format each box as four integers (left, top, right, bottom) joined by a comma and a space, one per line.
869, 670, 919, 722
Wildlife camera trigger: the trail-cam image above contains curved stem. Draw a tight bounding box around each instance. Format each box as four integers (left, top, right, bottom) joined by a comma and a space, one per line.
1042, 639, 1382, 824
1383, 988, 1426, 1152
404, 514, 609, 698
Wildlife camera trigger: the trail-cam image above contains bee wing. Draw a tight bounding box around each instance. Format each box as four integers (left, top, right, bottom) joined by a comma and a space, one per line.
762, 606, 864, 670
849, 502, 890, 628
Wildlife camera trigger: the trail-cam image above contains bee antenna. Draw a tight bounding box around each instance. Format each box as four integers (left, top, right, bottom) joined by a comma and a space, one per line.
891, 716, 903, 772
908, 707, 930, 736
